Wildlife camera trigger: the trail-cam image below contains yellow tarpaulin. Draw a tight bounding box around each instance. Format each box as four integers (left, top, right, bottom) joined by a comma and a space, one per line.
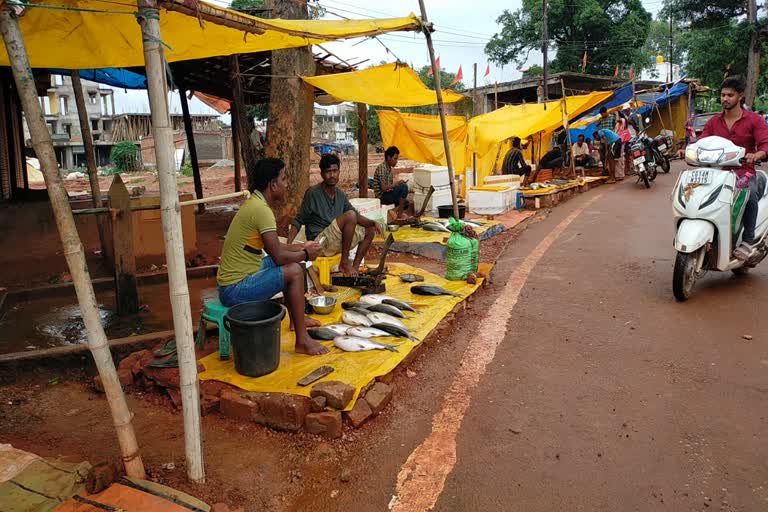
198, 262, 490, 410
377, 110, 468, 184
375, 217, 500, 245
0, 0, 421, 69
302, 63, 465, 107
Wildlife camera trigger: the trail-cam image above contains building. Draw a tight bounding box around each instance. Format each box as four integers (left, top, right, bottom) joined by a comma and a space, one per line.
312, 103, 355, 143
640, 56, 682, 83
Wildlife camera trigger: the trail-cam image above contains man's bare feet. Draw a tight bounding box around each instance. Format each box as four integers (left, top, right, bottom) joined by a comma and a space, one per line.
339, 259, 358, 277
290, 315, 322, 331
295, 333, 329, 355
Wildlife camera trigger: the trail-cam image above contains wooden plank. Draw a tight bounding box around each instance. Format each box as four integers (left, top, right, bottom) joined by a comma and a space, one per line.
108, 174, 139, 314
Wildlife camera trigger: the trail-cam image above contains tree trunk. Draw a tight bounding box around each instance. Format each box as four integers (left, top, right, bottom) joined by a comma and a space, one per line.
231, 101, 242, 192
745, 0, 760, 107
357, 103, 368, 198
0, 8, 146, 479
263, 0, 314, 228
136, 0, 205, 483
71, 70, 109, 256
179, 87, 204, 213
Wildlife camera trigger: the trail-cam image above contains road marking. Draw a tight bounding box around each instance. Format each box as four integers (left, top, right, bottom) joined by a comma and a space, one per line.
388, 194, 603, 511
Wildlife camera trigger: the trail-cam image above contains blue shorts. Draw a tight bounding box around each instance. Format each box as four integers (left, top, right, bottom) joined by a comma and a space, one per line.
218, 256, 284, 307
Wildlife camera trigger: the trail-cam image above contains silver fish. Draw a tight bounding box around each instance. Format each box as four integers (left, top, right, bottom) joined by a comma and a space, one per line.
349, 307, 374, 317
359, 294, 400, 305
382, 298, 419, 313
347, 326, 393, 338
371, 322, 420, 341
366, 312, 408, 330
411, 284, 463, 297
422, 222, 450, 232
367, 303, 407, 318
341, 301, 370, 310
342, 310, 372, 327
333, 336, 398, 352
323, 323, 354, 335
307, 327, 339, 341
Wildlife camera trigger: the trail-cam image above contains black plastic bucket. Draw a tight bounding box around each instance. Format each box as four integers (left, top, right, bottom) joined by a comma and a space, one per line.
438, 204, 466, 219
223, 301, 286, 377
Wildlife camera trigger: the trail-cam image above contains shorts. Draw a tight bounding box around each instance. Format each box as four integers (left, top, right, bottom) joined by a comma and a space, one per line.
317, 220, 366, 257
218, 256, 284, 307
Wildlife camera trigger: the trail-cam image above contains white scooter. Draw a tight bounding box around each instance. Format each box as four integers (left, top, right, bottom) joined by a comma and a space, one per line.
672, 136, 768, 301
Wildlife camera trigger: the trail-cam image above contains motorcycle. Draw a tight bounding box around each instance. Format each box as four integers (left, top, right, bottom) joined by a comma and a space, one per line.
628, 132, 658, 188
651, 134, 672, 173
672, 135, 768, 301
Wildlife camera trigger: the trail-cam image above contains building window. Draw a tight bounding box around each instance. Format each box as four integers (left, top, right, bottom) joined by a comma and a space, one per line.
52, 74, 63, 87
88, 93, 97, 105
101, 95, 109, 116
64, 124, 72, 138
59, 96, 68, 115
39, 96, 51, 115
102, 119, 112, 132
91, 119, 99, 131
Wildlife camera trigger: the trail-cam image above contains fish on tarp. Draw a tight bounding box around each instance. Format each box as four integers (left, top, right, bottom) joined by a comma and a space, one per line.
323, 323, 354, 335
359, 293, 401, 306
333, 336, 398, 352
371, 322, 420, 341
342, 310, 372, 327
382, 298, 420, 313
422, 222, 450, 232
411, 284, 463, 298
341, 301, 370, 310
366, 311, 408, 331
307, 327, 339, 341
348, 306, 374, 316
347, 326, 393, 338
367, 303, 408, 318
399, 273, 425, 283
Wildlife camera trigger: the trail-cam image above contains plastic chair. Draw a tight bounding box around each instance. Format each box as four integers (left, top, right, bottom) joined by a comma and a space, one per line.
196, 298, 231, 360
313, 253, 342, 285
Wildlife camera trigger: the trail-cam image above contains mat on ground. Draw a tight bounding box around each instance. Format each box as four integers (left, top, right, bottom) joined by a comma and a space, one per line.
376, 217, 501, 245
198, 262, 491, 410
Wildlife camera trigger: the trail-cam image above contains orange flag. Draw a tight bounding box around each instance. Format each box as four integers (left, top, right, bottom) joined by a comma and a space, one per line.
449, 65, 463, 86
628, 65, 634, 80
581, 51, 587, 72
427, 56, 440, 76
613, 64, 619, 78
484, 63, 490, 77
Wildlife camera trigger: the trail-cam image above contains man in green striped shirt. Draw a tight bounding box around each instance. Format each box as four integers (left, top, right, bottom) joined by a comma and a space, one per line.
373, 146, 409, 220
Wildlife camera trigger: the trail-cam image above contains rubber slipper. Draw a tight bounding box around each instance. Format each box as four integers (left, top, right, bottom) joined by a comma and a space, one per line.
153, 338, 177, 358
148, 352, 179, 368
734, 242, 756, 261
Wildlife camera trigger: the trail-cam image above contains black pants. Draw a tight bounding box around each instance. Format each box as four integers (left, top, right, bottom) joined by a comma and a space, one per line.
574, 155, 594, 167
380, 182, 410, 209
509, 164, 532, 177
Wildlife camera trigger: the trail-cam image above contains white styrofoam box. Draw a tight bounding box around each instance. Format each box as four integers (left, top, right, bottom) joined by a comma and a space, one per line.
413, 164, 451, 193
465, 167, 476, 189
350, 197, 381, 216
468, 186, 516, 215
415, 187, 453, 215
483, 174, 521, 185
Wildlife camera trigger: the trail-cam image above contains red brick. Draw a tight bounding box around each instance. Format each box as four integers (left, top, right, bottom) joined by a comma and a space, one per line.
167, 389, 183, 409
200, 395, 220, 416
118, 350, 149, 373
199, 380, 232, 398
117, 367, 133, 387
305, 411, 342, 439
245, 392, 310, 432
131, 349, 156, 375
310, 395, 327, 412
142, 366, 180, 390
220, 390, 256, 422
376, 372, 394, 385
92, 375, 105, 393
364, 382, 393, 415
344, 399, 372, 429
310, 380, 355, 410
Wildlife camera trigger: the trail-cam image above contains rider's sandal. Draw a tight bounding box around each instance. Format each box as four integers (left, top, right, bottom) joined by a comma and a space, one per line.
734, 242, 757, 261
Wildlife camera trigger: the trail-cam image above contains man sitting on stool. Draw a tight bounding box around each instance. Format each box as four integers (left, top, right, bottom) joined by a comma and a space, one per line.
571, 134, 594, 167
374, 146, 410, 220
288, 153, 381, 276
501, 137, 533, 183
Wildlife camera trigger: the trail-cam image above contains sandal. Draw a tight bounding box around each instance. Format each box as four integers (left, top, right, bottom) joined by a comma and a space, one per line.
734, 242, 756, 261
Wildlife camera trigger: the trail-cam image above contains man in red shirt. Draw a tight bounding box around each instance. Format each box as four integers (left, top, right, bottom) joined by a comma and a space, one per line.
698, 77, 768, 259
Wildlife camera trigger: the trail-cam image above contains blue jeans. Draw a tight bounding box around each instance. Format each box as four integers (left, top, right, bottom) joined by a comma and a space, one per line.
218, 256, 284, 307
743, 175, 760, 243
380, 182, 409, 209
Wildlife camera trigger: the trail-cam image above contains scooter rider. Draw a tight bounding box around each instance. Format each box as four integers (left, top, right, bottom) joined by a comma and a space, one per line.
682, 76, 768, 260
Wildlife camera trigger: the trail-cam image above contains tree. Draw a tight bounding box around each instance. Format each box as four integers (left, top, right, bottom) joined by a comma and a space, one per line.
522, 64, 543, 78
642, 19, 686, 71
347, 106, 382, 145
485, 0, 653, 76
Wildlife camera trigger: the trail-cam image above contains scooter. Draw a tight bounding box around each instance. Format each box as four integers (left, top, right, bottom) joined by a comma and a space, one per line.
629, 133, 657, 188
672, 135, 768, 301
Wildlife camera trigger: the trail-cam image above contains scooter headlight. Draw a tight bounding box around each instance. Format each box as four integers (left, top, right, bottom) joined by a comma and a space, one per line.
685, 147, 698, 164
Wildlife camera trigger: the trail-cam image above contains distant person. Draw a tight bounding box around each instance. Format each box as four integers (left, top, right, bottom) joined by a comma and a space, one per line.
598, 106, 616, 131
614, 112, 631, 180
288, 153, 380, 277
571, 134, 594, 167
373, 146, 409, 220
501, 137, 532, 183
593, 128, 621, 183
539, 145, 563, 170
217, 158, 327, 356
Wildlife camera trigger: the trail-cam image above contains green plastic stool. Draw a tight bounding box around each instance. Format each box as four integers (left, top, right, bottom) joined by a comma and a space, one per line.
196, 298, 231, 360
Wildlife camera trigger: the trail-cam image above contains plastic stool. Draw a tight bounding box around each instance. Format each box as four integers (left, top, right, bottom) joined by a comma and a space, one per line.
313, 253, 342, 285
196, 298, 231, 360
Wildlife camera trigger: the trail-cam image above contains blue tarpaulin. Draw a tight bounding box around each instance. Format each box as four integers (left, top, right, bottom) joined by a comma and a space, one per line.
568, 83, 634, 140
636, 81, 689, 114
48, 68, 147, 89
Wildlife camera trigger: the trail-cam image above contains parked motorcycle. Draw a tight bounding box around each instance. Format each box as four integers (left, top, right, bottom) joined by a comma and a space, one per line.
651, 134, 672, 173
672, 135, 768, 301
628, 132, 658, 188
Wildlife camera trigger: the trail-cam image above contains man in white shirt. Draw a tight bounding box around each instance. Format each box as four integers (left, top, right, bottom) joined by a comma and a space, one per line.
571, 134, 594, 167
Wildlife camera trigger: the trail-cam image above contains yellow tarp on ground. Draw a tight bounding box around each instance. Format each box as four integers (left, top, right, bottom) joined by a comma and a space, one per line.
0, 0, 421, 69
302, 63, 465, 107
377, 110, 468, 189
198, 262, 489, 410
376, 217, 500, 245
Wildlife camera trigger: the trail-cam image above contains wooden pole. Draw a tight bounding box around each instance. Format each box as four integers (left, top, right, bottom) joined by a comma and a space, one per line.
136, 0, 204, 483
71, 70, 109, 256
357, 103, 368, 198
494, 82, 498, 111
231, 102, 242, 192
542, 0, 549, 100
745, 0, 759, 106
108, 175, 139, 315
560, 79, 577, 179
0, 6, 146, 479
229, 54, 259, 183
179, 88, 204, 213
473, 64, 477, 187
417, 0, 459, 218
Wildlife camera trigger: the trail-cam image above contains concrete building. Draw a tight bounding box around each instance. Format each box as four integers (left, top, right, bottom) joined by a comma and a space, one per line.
312, 103, 355, 143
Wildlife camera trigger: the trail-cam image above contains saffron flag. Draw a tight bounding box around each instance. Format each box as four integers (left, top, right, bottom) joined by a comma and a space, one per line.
629, 66, 634, 80
484, 63, 490, 77
581, 51, 587, 72
613, 64, 619, 78
427, 55, 440, 76
449, 65, 463, 86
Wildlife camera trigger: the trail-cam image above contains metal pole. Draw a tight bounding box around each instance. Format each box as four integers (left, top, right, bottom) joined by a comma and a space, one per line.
136, 0, 204, 483
417, 0, 459, 218
561, 79, 576, 178
179, 87, 204, 213
667, 11, 673, 83
357, 103, 368, 197
542, 0, 549, 100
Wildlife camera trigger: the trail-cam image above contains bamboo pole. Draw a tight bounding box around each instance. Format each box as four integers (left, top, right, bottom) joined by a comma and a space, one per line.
71, 70, 109, 256
179, 87, 204, 214
357, 103, 368, 197
0, 6, 146, 479
417, 0, 459, 219
136, 0, 204, 483
560, 79, 577, 179
231, 101, 242, 192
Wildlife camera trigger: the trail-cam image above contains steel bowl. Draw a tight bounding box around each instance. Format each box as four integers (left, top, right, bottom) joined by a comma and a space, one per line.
309, 295, 337, 315
386, 224, 400, 232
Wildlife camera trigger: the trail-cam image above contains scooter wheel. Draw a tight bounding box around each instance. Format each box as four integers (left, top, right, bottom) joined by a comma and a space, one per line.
732, 267, 749, 276
673, 250, 700, 301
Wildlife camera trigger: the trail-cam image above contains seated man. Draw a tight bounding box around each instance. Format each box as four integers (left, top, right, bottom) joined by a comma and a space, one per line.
288, 153, 380, 276
571, 134, 594, 167
374, 145, 409, 220
217, 158, 328, 355
501, 137, 532, 183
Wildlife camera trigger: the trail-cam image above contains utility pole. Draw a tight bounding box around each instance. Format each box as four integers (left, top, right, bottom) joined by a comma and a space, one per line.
745, 0, 759, 106
542, 0, 549, 100
473, 63, 478, 116
668, 10, 673, 83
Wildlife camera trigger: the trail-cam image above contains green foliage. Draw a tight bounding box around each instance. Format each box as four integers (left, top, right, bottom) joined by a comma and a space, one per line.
180, 162, 194, 177
485, 0, 653, 76
522, 64, 543, 78
665, 0, 746, 26
642, 19, 686, 69
347, 105, 382, 145
109, 141, 140, 173
229, 0, 323, 19
247, 104, 269, 121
